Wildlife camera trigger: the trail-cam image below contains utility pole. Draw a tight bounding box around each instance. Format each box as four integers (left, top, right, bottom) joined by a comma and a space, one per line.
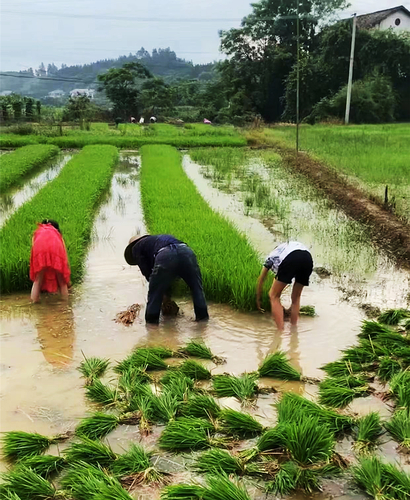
296, 0, 300, 152
345, 13, 357, 125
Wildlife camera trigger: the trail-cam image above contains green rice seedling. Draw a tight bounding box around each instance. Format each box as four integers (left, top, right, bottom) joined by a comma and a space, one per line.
299, 305, 315, 316
60, 461, 116, 499
75, 412, 120, 440
151, 392, 181, 422
93, 481, 134, 500
342, 340, 387, 364
110, 444, 161, 483
160, 484, 205, 499
118, 372, 150, 404
115, 349, 168, 373
161, 371, 194, 401
376, 330, 410, 350
17, 455, 65, 478
404, 319, 410, 332
359, 320, 394, 339
85, 379, 118, 407
161, 370, 194, 389
320, 359, 367, 377
256, 426, 287, 452
258, 351, 301, 380
212, 373, 258, 401
0, 490, 22, 500
0, 466, 58, 500
219, 409, 264, 437
63, 436, 117, 466
159, 418, 219, 451
319, 382, 369, 409
178, 339, 213, 360
354, 412, 383, 454
78, 356, 110, 383
320, 375, 369, 390
265, 461, 299, 495
382, 461, 410, 499
296, 466, 340, 494
283, 417, 334, 466
1, 431, 66, 461
126, 392, 156, 434
0, 145, 59, 191
179, 394, 221, 419
384, 409, 410, 449
204, 472, 252, 500
378, 309, 410, 326
377, 357, 402, 383
390, 370, 410, 408
194, 448, 244, 475
393, 346, 410, 367
178, 360, 212, 380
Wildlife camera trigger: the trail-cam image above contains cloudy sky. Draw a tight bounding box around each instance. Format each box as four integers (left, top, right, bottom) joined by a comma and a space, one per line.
1, 0, 409, 71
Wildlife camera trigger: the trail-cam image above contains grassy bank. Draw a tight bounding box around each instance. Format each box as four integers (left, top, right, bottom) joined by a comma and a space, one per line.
0, 145, 118, 293
140, 145, 271, 310
0, 145, 59, 191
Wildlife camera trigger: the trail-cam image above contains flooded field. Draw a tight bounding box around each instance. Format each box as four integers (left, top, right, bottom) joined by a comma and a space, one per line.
0, 151, 409, 498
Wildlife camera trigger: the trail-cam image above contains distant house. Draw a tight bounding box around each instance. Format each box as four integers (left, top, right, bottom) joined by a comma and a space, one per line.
70, 88, 95, 99
355, 5, 410, 31
48, 89, 65, 98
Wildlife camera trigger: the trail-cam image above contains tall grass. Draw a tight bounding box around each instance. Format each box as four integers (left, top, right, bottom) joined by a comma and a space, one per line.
140, 145, 271, 310
0, 145, 118, 293
0, 145, 59, 191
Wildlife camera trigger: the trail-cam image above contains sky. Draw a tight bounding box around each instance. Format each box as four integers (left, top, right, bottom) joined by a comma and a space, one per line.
1, 0, 409, 72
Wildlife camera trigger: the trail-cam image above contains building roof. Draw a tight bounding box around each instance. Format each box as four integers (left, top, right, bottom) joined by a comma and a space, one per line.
355, 5, 410, 29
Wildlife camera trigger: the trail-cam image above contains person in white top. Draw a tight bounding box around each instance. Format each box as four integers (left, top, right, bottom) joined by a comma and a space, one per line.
256, 241, 313, 331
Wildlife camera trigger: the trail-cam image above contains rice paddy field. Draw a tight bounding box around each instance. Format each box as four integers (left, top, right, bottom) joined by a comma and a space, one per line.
0, 123, 410, 500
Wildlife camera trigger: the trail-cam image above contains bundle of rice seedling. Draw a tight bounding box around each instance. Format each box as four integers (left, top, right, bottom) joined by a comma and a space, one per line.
78, 356, 110, 383
354, 412, 383, 454
385, 409, 410, 450
258, 351, 301, 381
342, 339, 388, 364
17, 455, 65, 478
318, 382, 369, 409
1, 490, 21, 500
160, 371, 194, 400
160, 484, 205, 499
389, 370, 410, 408
265, 461, 299, 495
114, 348, 169, 373
159, 418, 219, 451
376, 330, 410, 350
320, 360, 367, 378
283, 417, 334, 466
320, 375, 369, 391
219, 409, 264, 437
151, 392, 181, 422
161, 370, 194, 390
93, 480, 134, 500
404, 319, 410, 332
212, 373, 258, 401
76, 412, 120, 440
110, 444, 162, 483
296, 465, 340, 494
1, 431, 68, 461
378, 309, 410, 326
178, 360, 212, 380
64, 436, 117, 466
60, 461, 116, 499
204, 472, 252, 500
118, 366, 150, 396
241, 426, 286, 461
377, 357, 402, 383
382, 461, 410, 497
125, 392, 155, 434
276, 393, 354, 434
299, 305, 315, 316
178, 339, 213, 360
0, 466, 58, 500
359, 320, 394, 339
180, 394, 221, 419
85, 379, 118, 407
194, 448, 244, 475
393, 346, 410, 367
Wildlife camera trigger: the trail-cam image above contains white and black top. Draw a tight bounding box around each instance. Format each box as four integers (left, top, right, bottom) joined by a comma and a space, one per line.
264, 241, 309, 274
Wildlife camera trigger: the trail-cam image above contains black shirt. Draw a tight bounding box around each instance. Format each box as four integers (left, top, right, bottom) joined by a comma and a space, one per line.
132, 234, 183, 280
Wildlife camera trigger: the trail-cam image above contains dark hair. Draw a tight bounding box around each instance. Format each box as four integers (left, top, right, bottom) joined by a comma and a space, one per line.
42, 219, 61, 233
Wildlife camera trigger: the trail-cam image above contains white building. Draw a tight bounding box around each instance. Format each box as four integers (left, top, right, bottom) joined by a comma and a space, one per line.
48, 89, 65, 98
356, 5, 410, 31
69, 88, 95, 99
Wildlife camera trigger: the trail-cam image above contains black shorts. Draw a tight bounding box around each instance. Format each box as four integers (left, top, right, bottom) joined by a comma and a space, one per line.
276, 250, 313, 286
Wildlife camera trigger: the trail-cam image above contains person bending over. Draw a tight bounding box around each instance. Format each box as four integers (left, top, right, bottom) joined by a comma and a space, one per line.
124, 234, 209, 324
256, 241, 313, 331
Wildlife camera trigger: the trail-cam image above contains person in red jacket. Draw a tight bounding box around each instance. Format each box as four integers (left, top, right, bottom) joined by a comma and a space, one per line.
30, 219, 71, 303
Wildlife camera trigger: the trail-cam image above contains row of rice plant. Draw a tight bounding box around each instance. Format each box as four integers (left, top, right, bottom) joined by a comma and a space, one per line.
0, 145, 118, 293
139, 144, 272, 310
0, 144, 59, 191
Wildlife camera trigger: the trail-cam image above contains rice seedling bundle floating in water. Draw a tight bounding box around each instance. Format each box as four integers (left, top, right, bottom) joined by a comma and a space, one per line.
376, 330, 410, 350
85, 379, 118, 407
377, 357, 402, 383
63, 436, 117, 467
179, 394, 221, 419
60, 460, 117, 499
110, 443, 161, 483
318, 381, 369, 409
378, 308, 410, 326
114, 348, 169, 373
265, 461, 299, 496
389, 370, 410, 409
384, 409, 410, 450
258, 351, 301, 380
212, 373, 258, 401
160, 371, 194, 401
219, 409, 264, 437
75, 412, 120, 440
158, 420, 211, 451
354, 412, 383, 454
1, 430, 69, 461
151, 391, 181, 422
178, 339, 213, 360
0, 465, 58, 500
17, 455, 66, 478
341, 340, 388, 364
194, 448, 244, 475
178, 359, 212, 380
320, 375, 368, 390
320, 359, 368, 378
299, 305, 316, 316
78, 356, 110, 383
359, 320, 394, 339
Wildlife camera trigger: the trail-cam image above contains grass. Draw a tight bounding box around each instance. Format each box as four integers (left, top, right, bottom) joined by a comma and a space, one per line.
1, 431, 64, 461
78, 356, 110, 383
75, 412, 120, 440
0, 466, 58, 500
178, 360, 212, 380
85, 379, 119, 407
17, 455, 66, 478
140, 145, 272, 310
354, 412, 383, 454
212, 373, 258, 401
258, 351, 301, 380
0, 145, 59, 191
63, 436, 117, 466
219, 409, 264, 437
179, 394, 221, 419
0, 145, 118, 293
378, 309, 410, 326
384, 409, 410, 450
194, 448, 244, 475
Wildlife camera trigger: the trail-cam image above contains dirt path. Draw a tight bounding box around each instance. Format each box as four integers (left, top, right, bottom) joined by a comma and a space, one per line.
276, 146, 410, 269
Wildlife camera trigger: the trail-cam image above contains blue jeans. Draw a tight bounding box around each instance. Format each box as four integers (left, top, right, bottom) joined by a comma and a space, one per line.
145, 244, 209, 324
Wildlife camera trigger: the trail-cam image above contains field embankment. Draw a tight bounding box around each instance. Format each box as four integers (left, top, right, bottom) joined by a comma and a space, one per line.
140, 145, 271, 310
0, 145, 118, 293
0, 144, 59, 191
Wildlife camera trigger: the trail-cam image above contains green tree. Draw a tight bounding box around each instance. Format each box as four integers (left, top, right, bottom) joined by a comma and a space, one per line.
139, 78, 175, 114
25, 97, 35, 120
62, 94, 93, 121
97, 62, 152, 119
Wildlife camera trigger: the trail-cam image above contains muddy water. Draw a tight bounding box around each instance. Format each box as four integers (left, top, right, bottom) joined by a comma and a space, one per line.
0, 153, 72, 226
0, 153, 409, 492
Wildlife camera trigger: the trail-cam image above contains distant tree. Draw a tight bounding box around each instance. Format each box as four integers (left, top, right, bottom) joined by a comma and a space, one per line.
10, 94, 23, 120
36, 63, 47, 78
62, 94, 93, 121
97, 62, 152, 118
47, 63, 58, 76
36, 101, 41, 116
139, 78, 175, 114
25, 97, 35, 120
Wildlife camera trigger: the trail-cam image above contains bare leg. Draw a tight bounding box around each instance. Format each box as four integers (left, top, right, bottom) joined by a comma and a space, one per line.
31, 269, 45, 303
56, 272, 69, 301
269, 280, 288, 331
290, 282, 304, 326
